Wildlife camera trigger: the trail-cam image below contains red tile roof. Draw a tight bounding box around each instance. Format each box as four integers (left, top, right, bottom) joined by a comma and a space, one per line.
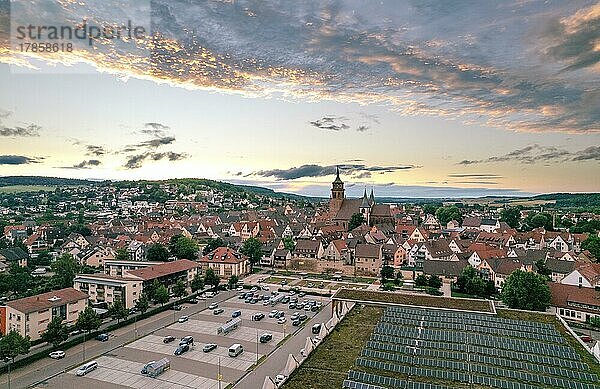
549, 283, 600, 314
200, 247, 248, 264
6, 287, 88, 314
126, 259, 198, 281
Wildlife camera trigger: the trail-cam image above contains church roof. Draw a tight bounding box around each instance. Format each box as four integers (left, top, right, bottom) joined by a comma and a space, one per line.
334, 198, 362, 221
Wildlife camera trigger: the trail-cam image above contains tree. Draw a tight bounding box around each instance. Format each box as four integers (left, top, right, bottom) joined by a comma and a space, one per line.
241, 237, 262, 271
202, 237, 225, 255
173, 279, 188, 297
380, 265, 394, 283
169, 235, 199, 260
581, 234, 600, 260
145, 279, 162, 302
204, 268, 220, 291
523, 212, 554, 231
348, 213, 365, 231
108, 299, 129, 323
76, 306, 101, 333
435, 205, 462, 226
535, 259, 551, 277
146, 243, 170, 262
135, 293, 149, 314
422, 203, 441, 216
0, 330, 30, 363
190, 274, 205, 292
415, 274, 429, 287
115, 248, 129, 261
41, 316, 68, 348
455, 266, 496, 297
428, 275, 442, 289
153, 284, 169, 305
283, 237, 295, 252
228, 275, 239, 289
500, 206, 522, 228
501, 270, 551, 311
51, 254, 80, 289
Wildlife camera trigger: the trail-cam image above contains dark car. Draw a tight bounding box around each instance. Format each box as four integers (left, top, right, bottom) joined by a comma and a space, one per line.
259, 333, 273, 343
163, 335, 176, 343
288, 303, 296, 309
253, 313, 265, 321
179, 336, 194, 346
203, 343, 217, 352
232, 310, 242, 318
299, 314, 308, 321
187, 298, 198, 304
292, 319, 301, 326
174, 344, 189, 355
312, 324, 322, 334
96, 333, 109, 342
172, 305, 182, 311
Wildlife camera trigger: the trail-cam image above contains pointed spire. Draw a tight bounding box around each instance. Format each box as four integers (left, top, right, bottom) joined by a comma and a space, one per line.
360, 187, 370, 208
333, 165, 343, 183
369, 187, 375, 205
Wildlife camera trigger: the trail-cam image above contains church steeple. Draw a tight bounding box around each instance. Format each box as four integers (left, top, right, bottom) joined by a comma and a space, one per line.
333, 166, 343, 184
369, 188, 375, 205
330, 166, 345, 214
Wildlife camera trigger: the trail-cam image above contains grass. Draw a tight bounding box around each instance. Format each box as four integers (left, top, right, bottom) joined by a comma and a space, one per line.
0, 185, 56, 193
283, 305, 383, 389
334, 288, 493, 313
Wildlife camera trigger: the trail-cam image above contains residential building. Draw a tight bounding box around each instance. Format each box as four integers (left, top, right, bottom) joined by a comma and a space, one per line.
74, 274, 141, 309
199, 247, 249, 277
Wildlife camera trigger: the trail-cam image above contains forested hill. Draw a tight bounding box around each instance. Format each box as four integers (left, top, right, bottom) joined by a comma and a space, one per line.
0, 176, 96, 187
533, 193, 600, 208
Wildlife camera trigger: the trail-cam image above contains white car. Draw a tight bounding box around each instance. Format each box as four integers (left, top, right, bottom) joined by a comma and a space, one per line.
178, 315, 189, 323
208, 303, 219, 310
269, 310, 278, 318
277, 317, 287, 324
49, 350, 65, 359
274, 374, 286, 385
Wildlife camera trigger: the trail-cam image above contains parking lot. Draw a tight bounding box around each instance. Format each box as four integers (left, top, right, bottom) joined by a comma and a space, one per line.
44, 289, 325, 389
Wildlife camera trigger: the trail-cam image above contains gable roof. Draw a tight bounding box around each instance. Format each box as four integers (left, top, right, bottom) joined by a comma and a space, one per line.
0, 247, 28, 262
7, 287, 88, 314
200, 247, 248, 265
127, 259, 198, 281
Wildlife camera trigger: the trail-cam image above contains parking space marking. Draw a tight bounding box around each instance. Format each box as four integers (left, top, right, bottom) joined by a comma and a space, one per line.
67, 356, 230, 389
169, 318, 285, 344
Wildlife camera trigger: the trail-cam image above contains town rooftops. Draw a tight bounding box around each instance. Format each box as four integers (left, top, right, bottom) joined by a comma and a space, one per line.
126, 259, 198, 281
549, 283, 600, 314
200, 247, 247, 264
6, 287, 88, 314
355, 243, 381, 259
0, 247, 28, 262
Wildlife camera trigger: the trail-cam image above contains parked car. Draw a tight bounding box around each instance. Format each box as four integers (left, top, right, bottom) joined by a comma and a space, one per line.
274, 374, 286, 385
288, 303, 296, 309
96, 333, 109, 342
281, 296, 290, 303
269, 310, 279, 318
299, 314, 308, 321
163, 335, 176, 343
172, 305, 182, 311
174, 344, 189, 355
228, 343, 244, 357
581, 335, 593, 342
292, 319, 301, 326
298, 292, 306, 297
213, 308, 224, 315
203, 343, 217, 352
277, 317, 287, 324
312, 324, 322, 334
276, 311, 285, 318
187, 298, 198, 304
259, 333, 273, 343
141, 360, 156, 374
179, 336, 194, 346
253, 312, 265, 321
208, 303, 219, 310
76, 361, 98, 376
178, 315, 189, 323
49, 350, 65, 359
232, 310, 242, 318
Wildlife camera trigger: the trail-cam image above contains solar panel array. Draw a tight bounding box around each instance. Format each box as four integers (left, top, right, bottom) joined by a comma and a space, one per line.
343, 306, 600, 389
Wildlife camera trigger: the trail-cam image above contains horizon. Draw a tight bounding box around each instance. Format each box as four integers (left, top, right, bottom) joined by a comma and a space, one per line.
1, 1, 599, 198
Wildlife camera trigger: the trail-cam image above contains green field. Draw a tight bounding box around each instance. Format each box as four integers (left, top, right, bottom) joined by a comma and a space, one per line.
0, 185, 57, 193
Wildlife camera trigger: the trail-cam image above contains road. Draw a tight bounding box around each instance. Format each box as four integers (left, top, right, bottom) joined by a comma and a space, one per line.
234, 298, 333, 388
1, 290, 236, 389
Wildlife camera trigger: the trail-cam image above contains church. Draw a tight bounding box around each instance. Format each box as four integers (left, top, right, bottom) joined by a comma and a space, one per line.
328, 167, 393, 230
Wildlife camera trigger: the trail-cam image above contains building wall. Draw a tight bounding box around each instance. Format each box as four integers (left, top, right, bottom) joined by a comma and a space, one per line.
74, 279, 141, 309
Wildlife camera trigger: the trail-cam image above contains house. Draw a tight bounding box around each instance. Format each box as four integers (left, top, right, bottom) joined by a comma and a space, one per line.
25, 232, 48, 253
395, 225, 427, 242
127, 240, 146, 261
199, 247, 250, 278
355, 243, 382, 276
3, 225, 27, 244
549, 283, 600, 323
0, 247, 28, 267
475, 232, 515, 247
480, 219, 500, 233
78, 246, 116, 268
323, 239, 349, 263
423, 259, 469, 282
382, 243, 406, 267
74, 273, 142, 309
545, 258, 577, 283
103, 260, 164, 277
0, 287, 88, 340
466, 244, 508, 267
127, 259, 200, 290
273, 249, 292, 268
560, 263, 600, 289
293, 239, 324, 259
462, 217, 482, 230
478, 258, 525, 289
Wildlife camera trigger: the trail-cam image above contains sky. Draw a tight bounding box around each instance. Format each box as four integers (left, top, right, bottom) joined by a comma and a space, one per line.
0, 0, 599, 198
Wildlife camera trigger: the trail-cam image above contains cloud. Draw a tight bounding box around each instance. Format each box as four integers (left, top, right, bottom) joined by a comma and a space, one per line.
251, 163, 420, 180
448, 174, 503, 179
136, 136, 176, 149
85, 145, 107, 156
309, 116, 349, 131
141, 122, 171, 137
67, 159, 102, 169
124, 151, 188, 169
0, 155, 42, 165
356, 125, 369, 132
459, 144, 600, 165
572, 146, 600, 161
0, 124, 40, 137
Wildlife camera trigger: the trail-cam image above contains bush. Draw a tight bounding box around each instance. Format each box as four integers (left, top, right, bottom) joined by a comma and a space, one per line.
426, 287, 443, 296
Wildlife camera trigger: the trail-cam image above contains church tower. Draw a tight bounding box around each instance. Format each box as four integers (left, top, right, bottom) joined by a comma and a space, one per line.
330, 166, 345, 214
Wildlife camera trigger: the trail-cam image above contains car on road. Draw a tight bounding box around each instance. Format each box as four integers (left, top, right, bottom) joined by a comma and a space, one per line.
236, 286, 244, 291
187, 298, 198, 304
203, 343, 217, 352
208, 303, 219, 309
174, 344, 189, 355
274, 374, 286, 385
163, 336, 176, 343
205, 291, 215, 298
179, 336, 194, 346
178, 315, 189, 323
253, 312, 265, 321
581, 335, 593, 342
76, 361, 98, 376
213, 308, 224, 315
312, 323, 322, 334
232, 310, 242, 318
277, 317, 287, 324
49, 351, 65, 359
96, 333, 109, 342
228, 343, 244, 357
260, 333, 273, 343
172, 305, 182, 311
69, 329, 83, 336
